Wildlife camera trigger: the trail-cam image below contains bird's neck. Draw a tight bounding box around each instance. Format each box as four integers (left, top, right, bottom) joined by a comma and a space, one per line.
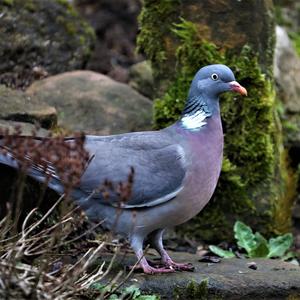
180, 94, 219, 131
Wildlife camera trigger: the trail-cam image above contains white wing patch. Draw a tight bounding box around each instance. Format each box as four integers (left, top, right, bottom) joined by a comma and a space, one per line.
120, 185, 184, 208
181, 110, 207, 130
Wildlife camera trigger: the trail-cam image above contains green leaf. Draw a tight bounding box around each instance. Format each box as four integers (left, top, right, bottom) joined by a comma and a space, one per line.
267, 233, 293, 258
123, 285, 141, 298
90, 282, 106, 291
209, 245, 235, 258
249, 232, 269, 258
234, 221, 257, 255
137, 296, 159, 300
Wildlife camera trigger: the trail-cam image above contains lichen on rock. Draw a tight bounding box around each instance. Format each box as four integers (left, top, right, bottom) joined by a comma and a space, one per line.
0, 0, 95, 89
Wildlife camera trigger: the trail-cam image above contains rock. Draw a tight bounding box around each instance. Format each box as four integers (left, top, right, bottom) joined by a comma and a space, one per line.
100, 251, 300, 299
26, 71, 153, 135
138, 0, 294, 241
274, 1, 300, 51
0, 0, 95, 89
129, 61, 154, 99
0, 120, 49, 137
274, 26, 300, 114
74, 0, 142, 82
0, 85, 57, 129
274, 26, 300, 171
138, 0, 275, 97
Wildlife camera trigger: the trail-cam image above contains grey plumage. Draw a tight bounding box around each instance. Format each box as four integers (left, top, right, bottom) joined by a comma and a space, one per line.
78, 132, 186, 208
0, 64, 247, 274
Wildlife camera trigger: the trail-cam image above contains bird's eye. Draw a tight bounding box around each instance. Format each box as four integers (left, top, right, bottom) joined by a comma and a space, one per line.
211, 73, 219, 81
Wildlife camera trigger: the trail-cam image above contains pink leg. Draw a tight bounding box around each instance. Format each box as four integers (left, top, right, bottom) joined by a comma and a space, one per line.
130, 235, 175, 274
149, 229, 194, 272
136, 255, 176, 274
160, 249, 194, 271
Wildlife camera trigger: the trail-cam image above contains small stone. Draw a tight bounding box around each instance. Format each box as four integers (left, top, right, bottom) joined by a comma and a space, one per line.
247, 262, 258, 270
235, 252, 246, 259
288, 259, 299, 266
198, 256, 221, 263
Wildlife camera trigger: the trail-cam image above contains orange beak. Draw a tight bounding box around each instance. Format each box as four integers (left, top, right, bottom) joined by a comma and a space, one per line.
229, 81, 247, 96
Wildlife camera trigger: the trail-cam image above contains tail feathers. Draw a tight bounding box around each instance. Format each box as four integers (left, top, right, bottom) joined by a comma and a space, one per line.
0, 152, 19, 169
0, 152, 64, 195
0, 135, 90, 198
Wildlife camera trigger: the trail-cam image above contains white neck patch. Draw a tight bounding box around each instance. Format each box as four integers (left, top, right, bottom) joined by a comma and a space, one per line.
181, 110, 207, 130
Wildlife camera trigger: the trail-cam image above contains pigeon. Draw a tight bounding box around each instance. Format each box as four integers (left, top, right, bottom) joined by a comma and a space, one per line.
0, 64, 247, 274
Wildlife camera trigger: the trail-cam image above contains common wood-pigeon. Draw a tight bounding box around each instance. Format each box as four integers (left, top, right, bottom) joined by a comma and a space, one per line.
0, 64, 247, 274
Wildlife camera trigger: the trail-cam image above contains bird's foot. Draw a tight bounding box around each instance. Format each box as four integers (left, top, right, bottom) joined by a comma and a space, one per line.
163, 260, 194, 272
142, 264, 175, 274
129, 263, 175, 274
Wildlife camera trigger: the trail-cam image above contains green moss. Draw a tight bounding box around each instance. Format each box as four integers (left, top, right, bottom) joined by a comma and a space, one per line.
153, 20, 223, 128
2, 0, 14, 6
289, 32, 300, 56
137, 0, 181, 82
174, 279, 210, 300
0, 0, 95, 89
271, 112, 297, 234
56, 0, 81, 18
139, 14, 295, 241
24, 0, 37, 12
56, 0, 69, 6
56, 15, 77, 36
53, 1, 95, 57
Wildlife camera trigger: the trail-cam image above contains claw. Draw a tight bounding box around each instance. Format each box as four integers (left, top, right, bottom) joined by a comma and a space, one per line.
163, 260, 194, 272
129, 262, 175, 274
143, 265, 175, 274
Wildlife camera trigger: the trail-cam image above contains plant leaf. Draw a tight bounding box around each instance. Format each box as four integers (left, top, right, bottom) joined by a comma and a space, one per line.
249, 232, 269, 258
234, 221, 257, 255
124, 285, 141, 298
137, 296, 159, 300
209, 245, 235, 258
267, 233, 293, 258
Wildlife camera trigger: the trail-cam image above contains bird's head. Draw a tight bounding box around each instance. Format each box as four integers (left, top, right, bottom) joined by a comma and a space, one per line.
181, 64, 247, 129
190, 64, 247, 99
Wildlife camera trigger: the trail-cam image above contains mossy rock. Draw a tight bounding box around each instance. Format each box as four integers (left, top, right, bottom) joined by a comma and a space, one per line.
0, 0, 95, 89
137, 0, 296, 241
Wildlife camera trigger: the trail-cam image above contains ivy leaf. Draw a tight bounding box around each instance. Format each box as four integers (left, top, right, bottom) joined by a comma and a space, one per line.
267, 233, 293, 258
249, 232, 269, 258
234, 221, 257, 255
209, 245, 235, 258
